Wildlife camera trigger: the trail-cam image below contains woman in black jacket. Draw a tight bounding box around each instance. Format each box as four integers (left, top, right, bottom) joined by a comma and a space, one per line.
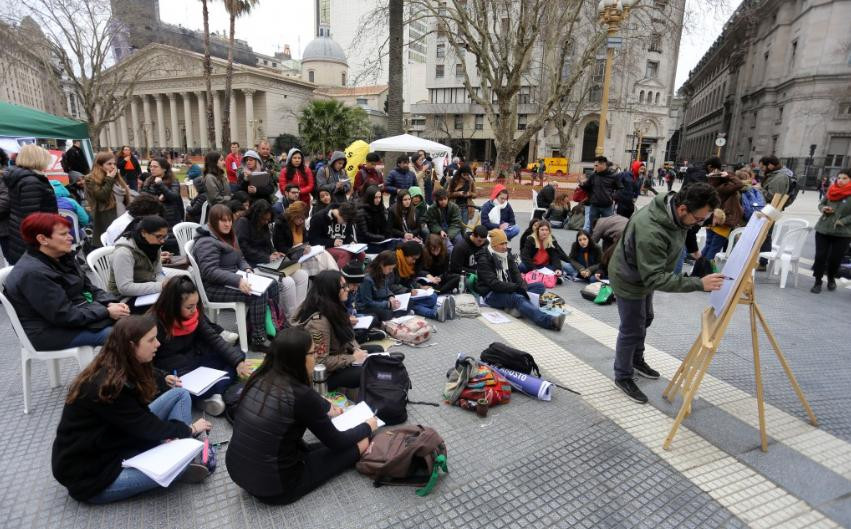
4, 212, 128, 349
52, 315, 212, 504
272, 201, 338, 276
419, 233, 461, 294
3, 144, 58, 263
227, 328, 376, 505
567, 229, 602, 282
520, 220, 566, 277
141, 157, 184, 229
117, 145, 142, 191
153, 276, 251, 415
388, 189, 420, 241
356, 185, 394, 253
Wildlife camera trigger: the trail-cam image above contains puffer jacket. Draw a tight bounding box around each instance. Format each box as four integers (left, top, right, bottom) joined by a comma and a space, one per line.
153, 315, 244, 375
3, 166, 58, 262
192, 226, 249, 288
384, 166, 417, 205
141, 178, 184, 227
356, 188, 390, 243
520, 232, 565, 271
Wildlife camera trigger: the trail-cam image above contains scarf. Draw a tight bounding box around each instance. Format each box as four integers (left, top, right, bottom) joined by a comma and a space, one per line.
395, 248, 415, 278
489, 247, 510, 283
131, 229, 162, 264
172, 310, 200, 336
488, 199, 507, 226
826, 182, 851, 202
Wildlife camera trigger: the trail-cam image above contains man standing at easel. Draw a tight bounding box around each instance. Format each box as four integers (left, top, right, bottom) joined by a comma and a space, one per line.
609, 183, 726, 403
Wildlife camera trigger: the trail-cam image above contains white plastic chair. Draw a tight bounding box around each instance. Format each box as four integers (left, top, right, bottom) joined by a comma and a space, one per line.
100, 232, 110, 247
184, 240, 249, 352
770, 218, 809, 253
58, 209, 80, 250
174, 222, 202, 256
0, 266, 95, 413
713, 227, 745, 266
531, 189, 547, 218
200, 201, 210, 225
759, 226, 812, 288
86, 246, 116, 291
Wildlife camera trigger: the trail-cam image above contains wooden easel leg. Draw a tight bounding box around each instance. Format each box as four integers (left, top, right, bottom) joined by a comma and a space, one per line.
753, 303, 819, 427
750, 303, 769, 452
664, 335, 702, 401
664, 346, 716, 450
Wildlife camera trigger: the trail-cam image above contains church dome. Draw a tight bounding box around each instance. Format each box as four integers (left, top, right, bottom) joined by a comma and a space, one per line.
302, 36, 347, 66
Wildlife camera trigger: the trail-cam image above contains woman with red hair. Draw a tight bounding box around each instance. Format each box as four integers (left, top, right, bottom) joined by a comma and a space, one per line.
4, 213, 129, 349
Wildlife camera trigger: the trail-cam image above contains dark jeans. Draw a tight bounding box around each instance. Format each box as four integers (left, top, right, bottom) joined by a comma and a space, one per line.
68, 326, 113, 347
485, 282, 552, 329
420, 273, 461, 294
613, 293, 654, 380
328, 366, 362, 391
365, 240, 397, 254
257, 444, 361, 505
759, 226, 774, 266
701, 230, 728, 261
812, 232, 851, 281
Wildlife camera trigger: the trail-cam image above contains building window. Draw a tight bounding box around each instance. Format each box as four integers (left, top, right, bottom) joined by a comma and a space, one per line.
475, 114, 484, 130
639, 90, 644, 103
826, 137, 850, 168
454, 114, 463, 130
590, 84, 602, 103
645, 61, 659, 79
592, 59, 605, 83
455, 63, 464, 77
790, 39, 797, 68
649, 33, 662, 52
777, 105, 783, 123
308, 70, 315, 83
436, 43, 445, 58
356, 98, 368, 106
438, 1, 446, 16
751, 111, 757, 128
435, 65, 444, 78
519, 86, 531, 104
517, 114, 527, 131
655, 92, 660, 105
341, 72, 346, 85
435, 114, 445, 129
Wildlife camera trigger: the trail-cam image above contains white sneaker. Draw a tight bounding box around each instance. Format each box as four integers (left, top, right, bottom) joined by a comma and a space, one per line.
220, 330, 239, 345
203, 394, 226, 416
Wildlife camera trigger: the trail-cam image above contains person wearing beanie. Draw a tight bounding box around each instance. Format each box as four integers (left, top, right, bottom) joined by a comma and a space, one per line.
480, 184, 519, 239
237, 150, 276, 205
474, 228, 566, 331
272, 201, 339, 277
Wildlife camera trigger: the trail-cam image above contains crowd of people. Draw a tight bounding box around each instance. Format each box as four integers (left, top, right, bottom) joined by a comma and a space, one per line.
0, 139, 847, 507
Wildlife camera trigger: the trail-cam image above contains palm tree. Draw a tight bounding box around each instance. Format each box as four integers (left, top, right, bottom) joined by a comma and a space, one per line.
222, 0, 259, 151
386, 0, 404, 136
201, 0, 215, 150
298, 100, 370, 157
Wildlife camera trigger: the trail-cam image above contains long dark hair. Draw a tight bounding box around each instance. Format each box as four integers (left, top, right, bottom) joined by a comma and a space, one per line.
295, 270, 354, 344
392, 189, 416, 228
569, 229, 601, 260
66, 315, 158, 404
361, 185, 385, 213
367, 250, 397, 282
144, 157, 173, 187
245, 198, 273, 232
423, 233, 446, 270
204, 151, 224, 179
208, 203, 238, 249
240, 328, 314, 412
285, 149, 307, 181
154, 276, 205, 338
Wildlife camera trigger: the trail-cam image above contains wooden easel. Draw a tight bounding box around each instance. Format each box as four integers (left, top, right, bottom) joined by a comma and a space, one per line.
661, 195, 818, 451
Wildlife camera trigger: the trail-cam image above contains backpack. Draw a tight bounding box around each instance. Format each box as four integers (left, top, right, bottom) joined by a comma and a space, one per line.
741, 187, 766, 222
689, 256, 715, 278
567, 204, 585, 231
382, 315, 432, 346
360, 352, 411, 425
355, 425, 448, 496
480, 342, 541, 377
785, 173, 800, 207
523, 269, 557, 288
457, 364, 511, 409
443, 356, 478, 405
580, 282, 615, 304
453, 293, 480, 317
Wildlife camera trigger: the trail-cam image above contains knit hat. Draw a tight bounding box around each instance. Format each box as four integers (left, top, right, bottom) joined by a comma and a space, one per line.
341, 261, 365, 284
488, 229, 508, 246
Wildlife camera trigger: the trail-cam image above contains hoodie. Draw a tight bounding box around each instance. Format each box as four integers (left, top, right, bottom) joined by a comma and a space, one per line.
480, 184, 516, 230
279, 147, 315, 203
315, 150, 350, 204
238, 149, 276, 204
50, 180, 90, 226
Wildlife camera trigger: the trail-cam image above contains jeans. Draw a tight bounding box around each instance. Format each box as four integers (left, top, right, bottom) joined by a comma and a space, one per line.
256, 443, 361, 505
759, 225, 774, 266
328, 365, 363, 391
812, 232, 851, 281
701, 230, 728, 261
68, 326, 112, 347
485, 282, 553, 329
613, 293, 654, 380
673, 247, 687, 275
88, 388, 193, 504
409, 293, 438, 319
424, 178, 434, 205
585, 205, 613, 232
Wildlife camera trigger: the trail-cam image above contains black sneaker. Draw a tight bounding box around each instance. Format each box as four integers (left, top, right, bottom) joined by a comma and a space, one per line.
249, 338, 271, 352
634, 361, 660, 379
811, 282, 822, 294
827, 279, 837, 291
615, 378, 648, 404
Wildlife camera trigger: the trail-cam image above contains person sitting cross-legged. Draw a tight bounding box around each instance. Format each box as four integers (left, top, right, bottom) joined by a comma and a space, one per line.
566, 229, 603, 282
480, 184, 519, 240
519, 219, 568, 278
425, 188, 464, 252
475, 228, 565, 331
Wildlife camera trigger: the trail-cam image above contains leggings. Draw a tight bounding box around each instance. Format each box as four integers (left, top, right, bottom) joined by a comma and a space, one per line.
256, 444, 361, 505
812, 232, 851, 281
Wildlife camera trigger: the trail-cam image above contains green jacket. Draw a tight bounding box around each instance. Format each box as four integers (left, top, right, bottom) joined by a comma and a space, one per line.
760, 167, 792, 205
609, 193, 704, 300
425, 201, 463, 240
815, 194, 851, 238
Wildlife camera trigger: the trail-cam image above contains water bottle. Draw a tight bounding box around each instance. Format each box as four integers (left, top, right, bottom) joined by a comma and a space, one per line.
313, 364, 328, 396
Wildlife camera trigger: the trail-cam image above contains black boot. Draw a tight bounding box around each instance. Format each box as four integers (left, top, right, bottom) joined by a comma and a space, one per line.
827, 278, 837, 291
810, 279, 822, 294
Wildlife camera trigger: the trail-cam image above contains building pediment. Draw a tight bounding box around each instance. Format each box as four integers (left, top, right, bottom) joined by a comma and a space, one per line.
634, 78, 666, 91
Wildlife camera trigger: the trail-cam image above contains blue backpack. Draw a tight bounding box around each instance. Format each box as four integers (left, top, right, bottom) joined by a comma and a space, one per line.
741, 187, 766, 222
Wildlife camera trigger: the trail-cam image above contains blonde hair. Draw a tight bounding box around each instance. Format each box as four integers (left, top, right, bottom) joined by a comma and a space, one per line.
15, 144, 52, 171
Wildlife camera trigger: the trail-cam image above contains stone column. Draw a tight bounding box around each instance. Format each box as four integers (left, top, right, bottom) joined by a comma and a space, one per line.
96, 103, 108, 148
212, 90, 222, 150
141, 96, 153, 152
195, 91, 208, 150
182, 92, 195, 150
108, 120, 118, 150
119, 111, 130, 147
154, 94, 166, 149
244, 89, 255, 148
168, 93, 180, 150
229, 91, 238, 145
130, 97, 141, 148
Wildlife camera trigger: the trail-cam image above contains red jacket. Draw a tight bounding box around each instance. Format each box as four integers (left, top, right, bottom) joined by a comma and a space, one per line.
353, 164, 383, 197
224, 152, 242, 184
279, 166, 315, 204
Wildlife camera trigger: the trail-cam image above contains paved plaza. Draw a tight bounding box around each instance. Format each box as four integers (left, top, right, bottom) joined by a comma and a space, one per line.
0, 190, 849, 529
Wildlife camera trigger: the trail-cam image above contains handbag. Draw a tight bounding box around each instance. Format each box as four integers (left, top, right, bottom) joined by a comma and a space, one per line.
523, 269, 557, 289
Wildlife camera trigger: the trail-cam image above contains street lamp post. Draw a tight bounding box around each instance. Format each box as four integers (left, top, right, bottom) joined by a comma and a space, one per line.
595, 0, 637, 158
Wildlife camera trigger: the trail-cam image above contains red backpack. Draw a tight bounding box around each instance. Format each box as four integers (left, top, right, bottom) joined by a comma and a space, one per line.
523, 269, 557, 288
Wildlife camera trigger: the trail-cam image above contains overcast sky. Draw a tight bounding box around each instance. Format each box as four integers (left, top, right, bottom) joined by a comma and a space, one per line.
159, 0, 738, 90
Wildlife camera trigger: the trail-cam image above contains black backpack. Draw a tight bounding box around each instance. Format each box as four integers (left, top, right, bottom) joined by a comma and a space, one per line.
360, 353, 411, 425
480, 342, 541, 377
785, 173, 800, 207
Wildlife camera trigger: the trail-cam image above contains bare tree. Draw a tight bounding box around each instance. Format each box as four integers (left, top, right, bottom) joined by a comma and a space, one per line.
201, 0, 215, 150
222, 0, 258, 151
8, 0, 147, 149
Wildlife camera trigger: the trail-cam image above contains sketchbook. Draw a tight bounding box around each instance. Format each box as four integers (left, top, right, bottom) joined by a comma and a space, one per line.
122, 438, 203, 487
179, 366, 230, 396
331, 401, 385, 431
298, 245, 326, 263
228, 271, 274, 296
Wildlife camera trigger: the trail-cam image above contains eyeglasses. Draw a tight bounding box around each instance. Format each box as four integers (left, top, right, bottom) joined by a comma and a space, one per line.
148, 232, 168, 241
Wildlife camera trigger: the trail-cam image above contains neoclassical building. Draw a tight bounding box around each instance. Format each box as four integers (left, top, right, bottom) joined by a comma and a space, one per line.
99, 43, 315, 152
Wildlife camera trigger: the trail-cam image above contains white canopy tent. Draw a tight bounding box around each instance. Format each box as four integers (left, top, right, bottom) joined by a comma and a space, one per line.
369, 134, 452, 176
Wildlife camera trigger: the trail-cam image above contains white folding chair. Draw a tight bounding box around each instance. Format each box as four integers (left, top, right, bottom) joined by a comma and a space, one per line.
100, 232, 110, 247
174, 222, 202, 256
768, 218, 809, 270
184, 240, 248, 352
531, 189, 547, 218
200, 201, 210, 225
759, 226, 812, 288
58, 209, 81, 250
713, 227, 745, 266
0, 266, 95, 413
86, 246, 116, 291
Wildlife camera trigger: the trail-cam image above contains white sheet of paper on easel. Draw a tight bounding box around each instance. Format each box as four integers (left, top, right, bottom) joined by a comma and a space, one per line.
709, 214, 767, 316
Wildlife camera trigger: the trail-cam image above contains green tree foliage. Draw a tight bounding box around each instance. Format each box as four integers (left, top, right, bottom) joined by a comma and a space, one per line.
298, 100, 371, 155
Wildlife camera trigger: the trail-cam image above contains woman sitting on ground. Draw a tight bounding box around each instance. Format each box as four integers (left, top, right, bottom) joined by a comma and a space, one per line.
408, 186, 429, 235
227, 328, 376, 505
234, 199, 308, 317
192, 204, 275, 350
392, 241, 452, 321
356, 251, 405, 322
480, 184, 519, 240
418, 234, 461, 294
462, 201, 481, 233
566, 229, 602, 282
152, 276, 251, 416
52, 315, 212, 504
5, 213, 129, 348
272, 200, 339, 276
357, 185, 395, 253
388, 189, 421, 241
294, 270, 385, 392
544, 194, 571, 228
520, 219, 567, 278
